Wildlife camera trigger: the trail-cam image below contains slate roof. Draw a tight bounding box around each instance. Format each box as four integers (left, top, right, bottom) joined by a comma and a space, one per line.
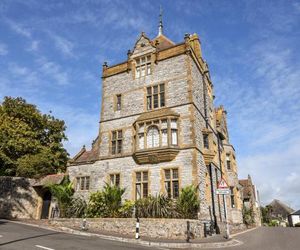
291, 209, 300, 215
152, 34, 175, 51
268, 199, 294, 218
71, 136, 99, 164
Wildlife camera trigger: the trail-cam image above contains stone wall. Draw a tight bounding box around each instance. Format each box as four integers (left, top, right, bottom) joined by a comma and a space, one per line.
0, 177, 40, 219
49, 218, 204, 239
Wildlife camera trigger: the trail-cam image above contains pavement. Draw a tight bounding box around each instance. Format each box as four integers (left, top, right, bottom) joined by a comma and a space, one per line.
2, 219, 299, 249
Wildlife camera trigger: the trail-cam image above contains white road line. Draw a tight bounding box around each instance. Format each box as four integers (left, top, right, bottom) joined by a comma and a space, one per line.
35, 245, 55, 250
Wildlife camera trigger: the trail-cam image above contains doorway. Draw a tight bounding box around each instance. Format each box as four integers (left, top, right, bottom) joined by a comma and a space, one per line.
41, 190, 51, 219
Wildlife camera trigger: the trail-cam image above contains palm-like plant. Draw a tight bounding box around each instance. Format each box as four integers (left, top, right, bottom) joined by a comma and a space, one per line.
176, 185, 200, 219
46, 176, 74, 217
102, 183, 125, 217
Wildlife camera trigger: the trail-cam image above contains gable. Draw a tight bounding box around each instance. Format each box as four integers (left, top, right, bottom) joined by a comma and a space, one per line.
131, 32, 155, 58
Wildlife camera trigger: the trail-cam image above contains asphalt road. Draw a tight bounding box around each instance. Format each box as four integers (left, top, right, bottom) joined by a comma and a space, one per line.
223, 226, 300, 250
1, 220, 300, 250
0, 220, 158, 250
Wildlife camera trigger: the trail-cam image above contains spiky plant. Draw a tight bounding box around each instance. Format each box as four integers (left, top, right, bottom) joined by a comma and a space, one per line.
176, 185, 200, 219
65, 196, 87, 218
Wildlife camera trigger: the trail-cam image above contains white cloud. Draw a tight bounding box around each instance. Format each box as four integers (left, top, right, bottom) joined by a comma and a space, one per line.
5, 18, 32, 38
48, 32, 75, 57
0, 42, 8, 55
27, 40, 40, 52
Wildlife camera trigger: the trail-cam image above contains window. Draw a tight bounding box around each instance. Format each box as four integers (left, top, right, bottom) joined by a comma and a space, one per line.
230, 187, 235, 208
226, 154, 231, 170
136, 118, 178, 150
116, 94, 122, 111
110, 173, 120, 187
76, 176, 90, 191
203, 133, 209, 149
164, 168, 179, 198
147, 84, 165, 110
135, 55, 151, 78
135, 171, 148, 199
171, 119, 178, 145
111, 130, 123, 154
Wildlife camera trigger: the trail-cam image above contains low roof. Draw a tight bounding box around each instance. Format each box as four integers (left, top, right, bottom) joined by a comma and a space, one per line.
32, 173, 65, 187
291, 209, 300, 215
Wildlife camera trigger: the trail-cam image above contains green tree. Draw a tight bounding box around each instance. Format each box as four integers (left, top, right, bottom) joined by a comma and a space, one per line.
0, 96, 68, 178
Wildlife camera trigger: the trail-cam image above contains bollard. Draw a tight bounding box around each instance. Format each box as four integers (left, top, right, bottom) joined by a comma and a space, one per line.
204, 222, 207, 238
81, 218, 87, 231
135, 217, 140, 239
186, 220, 190, 242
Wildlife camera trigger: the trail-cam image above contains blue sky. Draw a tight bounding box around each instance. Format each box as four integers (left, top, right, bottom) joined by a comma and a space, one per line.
0, 0, 299, 209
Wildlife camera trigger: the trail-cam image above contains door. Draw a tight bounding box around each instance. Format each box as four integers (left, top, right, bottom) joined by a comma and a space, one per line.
41, 190, 51, 219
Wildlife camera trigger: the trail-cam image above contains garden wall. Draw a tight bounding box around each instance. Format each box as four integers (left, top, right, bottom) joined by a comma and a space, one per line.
49, 218, 204, 239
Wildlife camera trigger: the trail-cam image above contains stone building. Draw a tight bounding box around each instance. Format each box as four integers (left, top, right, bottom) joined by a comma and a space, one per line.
239, 175, 262, 226
68, 18, 243, 231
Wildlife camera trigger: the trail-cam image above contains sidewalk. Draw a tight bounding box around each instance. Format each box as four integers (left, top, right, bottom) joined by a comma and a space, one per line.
6, 219, 244, 249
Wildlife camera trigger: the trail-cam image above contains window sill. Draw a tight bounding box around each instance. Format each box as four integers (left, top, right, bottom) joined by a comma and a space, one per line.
133, 146, 180, 164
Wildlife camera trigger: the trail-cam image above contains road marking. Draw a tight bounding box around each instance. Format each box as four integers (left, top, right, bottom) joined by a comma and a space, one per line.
35, 245, 55, 250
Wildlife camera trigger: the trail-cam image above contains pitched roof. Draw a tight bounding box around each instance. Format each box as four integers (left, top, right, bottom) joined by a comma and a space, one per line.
152, 34, 175, 51
239, 178, 254, 199
71, 136, 99, 165
268, 199, 294, 216
291, 209, 300, 215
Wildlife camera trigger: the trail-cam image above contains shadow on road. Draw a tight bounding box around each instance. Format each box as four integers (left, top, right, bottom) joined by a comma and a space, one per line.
0, 232, 60, 246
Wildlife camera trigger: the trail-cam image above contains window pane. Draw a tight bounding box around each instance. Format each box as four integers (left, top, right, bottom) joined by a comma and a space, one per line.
136, 184, 141, 200
112, 131, 117, 140
115, 174, 120, 187
173, 181, 179, 198
141, 57, 146, 63
165, 181, 171, 198
86, 177, 90, 190
80, 178, 85, 190
171, 119, 177, 129
143, 171, 148, 181
165, 169, 170, 180
171, 129, 178, 145
147, 55, 151, 62
147, 64, 151, 75
160, 93, 165, 107
136, 68, 140, 78
118, 130, 122, 139
161, 119, 167, 129
172, 169, 178, 179
76, 178, 80, 191
147, 126, 159, 148
139, 133, 144, 149
147, 87, 152, 95
153, 86, 158, 94
153, 94, 158, 108
136, 172, 141, 182
136, 58, 140, 65
141, 66, 145, 77
116, 95, 121, 110
110, 175, 114, 185
117, 140, 122, 153
162, 129, 168, 146
138, 124, 144, 133
203, 134, 209, 149
160, 84, 165, 92
147, 96, 152, 110
143, 183, 148, 197
112, 141, 116, 154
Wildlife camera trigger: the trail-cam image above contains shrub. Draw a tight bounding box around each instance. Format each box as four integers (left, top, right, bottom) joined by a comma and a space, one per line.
135, 194, 177, 218
87, 184, 125, 218
119, 200, 135, 218
176, 185, 199, 219
65, 196, 87, 218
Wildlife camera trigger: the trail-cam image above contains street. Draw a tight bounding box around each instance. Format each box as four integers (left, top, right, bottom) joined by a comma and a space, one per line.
222, 226, 300, 250
1, 220, 300, 250
0, 220, 155, 250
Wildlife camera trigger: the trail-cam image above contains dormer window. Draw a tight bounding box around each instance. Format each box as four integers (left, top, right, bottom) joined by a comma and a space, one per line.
135, 55, 151, 78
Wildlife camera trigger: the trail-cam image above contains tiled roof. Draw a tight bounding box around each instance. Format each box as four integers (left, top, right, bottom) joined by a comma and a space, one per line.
239, 179, 253, 198
71, 136, 99, 164
268, 199, 294, 217
152, 34, 175, 51
291, 209, 300, 215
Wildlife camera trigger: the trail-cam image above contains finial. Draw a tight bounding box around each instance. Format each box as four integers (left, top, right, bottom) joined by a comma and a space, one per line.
158, 5, 163, 36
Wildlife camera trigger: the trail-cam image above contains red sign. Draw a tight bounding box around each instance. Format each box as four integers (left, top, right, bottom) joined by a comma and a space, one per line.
217, 178, 229, 189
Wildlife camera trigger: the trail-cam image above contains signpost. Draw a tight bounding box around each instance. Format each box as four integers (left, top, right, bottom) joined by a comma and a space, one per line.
216, 177, 230, 239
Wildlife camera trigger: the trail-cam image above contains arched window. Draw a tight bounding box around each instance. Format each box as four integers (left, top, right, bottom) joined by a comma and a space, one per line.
147, 126, 159, 148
